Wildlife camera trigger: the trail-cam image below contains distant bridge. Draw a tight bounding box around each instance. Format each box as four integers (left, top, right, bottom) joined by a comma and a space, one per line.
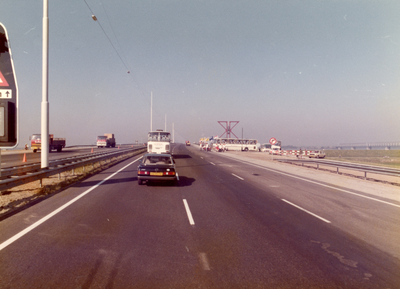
338, 141, 400, 150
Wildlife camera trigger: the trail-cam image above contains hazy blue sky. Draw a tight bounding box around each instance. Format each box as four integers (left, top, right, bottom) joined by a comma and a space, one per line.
1, 0, 399, 148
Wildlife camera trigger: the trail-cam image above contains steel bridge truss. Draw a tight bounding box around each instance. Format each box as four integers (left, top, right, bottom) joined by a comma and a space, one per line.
218, 121, 239, 139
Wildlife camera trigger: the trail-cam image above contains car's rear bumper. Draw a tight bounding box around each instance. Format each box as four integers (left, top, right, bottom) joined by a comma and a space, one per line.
138, 176, 177, 181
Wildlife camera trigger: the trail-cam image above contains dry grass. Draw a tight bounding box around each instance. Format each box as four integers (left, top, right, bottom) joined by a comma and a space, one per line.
325, 150, 400, 169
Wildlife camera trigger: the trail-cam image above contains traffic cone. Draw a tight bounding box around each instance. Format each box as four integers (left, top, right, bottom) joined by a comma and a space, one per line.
91, 148, 94, 153
22, 153, 27, 163
118, 146, 120, 149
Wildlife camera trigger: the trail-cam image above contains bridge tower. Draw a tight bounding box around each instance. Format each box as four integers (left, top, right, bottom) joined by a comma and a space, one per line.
218, 121, 239, 139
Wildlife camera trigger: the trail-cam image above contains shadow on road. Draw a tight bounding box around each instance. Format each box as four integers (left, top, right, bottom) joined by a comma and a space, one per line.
172, 154, 192, 159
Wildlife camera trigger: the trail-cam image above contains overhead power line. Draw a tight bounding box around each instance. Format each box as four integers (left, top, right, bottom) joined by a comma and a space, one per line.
82, 0, 168, 124
83, 0, 130, 73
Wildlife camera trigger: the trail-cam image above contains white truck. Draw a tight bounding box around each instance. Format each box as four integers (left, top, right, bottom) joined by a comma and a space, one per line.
97, 134, 116, 148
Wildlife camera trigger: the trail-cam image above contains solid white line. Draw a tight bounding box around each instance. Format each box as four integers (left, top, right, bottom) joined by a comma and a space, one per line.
210, 162, 215, 166
0, 156, 143, 252
232, 173, 244, 180
282, 199, 331, 223
176, 172, 180, 181
183, 199, 195, 225
230, 158, 400, 208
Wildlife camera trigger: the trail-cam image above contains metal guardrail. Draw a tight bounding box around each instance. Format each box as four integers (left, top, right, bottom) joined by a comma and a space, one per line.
0, 148, 136, 180
275, 158, 400, 179
0, 147, 147, 193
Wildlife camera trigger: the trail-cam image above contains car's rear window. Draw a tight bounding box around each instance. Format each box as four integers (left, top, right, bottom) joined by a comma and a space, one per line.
144, 156, 171, 164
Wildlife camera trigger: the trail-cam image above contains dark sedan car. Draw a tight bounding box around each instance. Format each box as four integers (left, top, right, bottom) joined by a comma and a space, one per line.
137, 153, 178, 185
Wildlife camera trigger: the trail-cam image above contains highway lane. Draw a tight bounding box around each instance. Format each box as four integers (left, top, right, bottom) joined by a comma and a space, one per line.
0, 143, 399, 288
0, 146, 141, 168
194, 147, 400, 260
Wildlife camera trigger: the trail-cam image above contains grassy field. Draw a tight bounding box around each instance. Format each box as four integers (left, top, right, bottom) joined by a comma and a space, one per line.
325, 150, 400, 169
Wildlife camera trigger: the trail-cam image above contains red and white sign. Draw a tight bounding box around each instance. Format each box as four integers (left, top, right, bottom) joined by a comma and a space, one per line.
269, 137, 277, 145
0, 71, 9, 86
0, 23, 19, 148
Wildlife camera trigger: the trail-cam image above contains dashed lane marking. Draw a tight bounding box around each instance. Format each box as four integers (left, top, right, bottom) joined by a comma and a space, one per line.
199, 253, 211, 270
232, 173, 244, 180
183, 199, 195, 225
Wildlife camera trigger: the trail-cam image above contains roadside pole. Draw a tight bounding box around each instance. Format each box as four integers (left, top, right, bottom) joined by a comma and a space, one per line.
41, 0, 49, 168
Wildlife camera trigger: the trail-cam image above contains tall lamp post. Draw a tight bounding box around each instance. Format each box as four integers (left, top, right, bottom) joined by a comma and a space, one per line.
41, 0, 49, 168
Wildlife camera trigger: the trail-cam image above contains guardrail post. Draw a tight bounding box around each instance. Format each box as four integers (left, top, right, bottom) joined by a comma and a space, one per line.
364, 171, 367, 179
337, 167, 339, 174
317, 164, 319, 170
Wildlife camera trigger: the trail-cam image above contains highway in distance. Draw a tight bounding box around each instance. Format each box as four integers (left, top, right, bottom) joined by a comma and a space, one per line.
0, 146, 140, 168
0, 143, 399, 288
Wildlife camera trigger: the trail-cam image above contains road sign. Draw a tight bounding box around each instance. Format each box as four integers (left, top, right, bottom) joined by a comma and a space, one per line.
0, 71, 9, 86
0, 23, 18, 148
269, 137, 277, 145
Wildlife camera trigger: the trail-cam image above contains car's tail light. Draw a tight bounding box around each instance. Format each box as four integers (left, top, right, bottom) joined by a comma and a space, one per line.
138, 171, 149, 175
163, 171, 175, 176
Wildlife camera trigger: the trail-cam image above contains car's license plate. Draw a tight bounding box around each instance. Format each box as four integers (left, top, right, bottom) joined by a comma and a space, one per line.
150, 172, 163, 176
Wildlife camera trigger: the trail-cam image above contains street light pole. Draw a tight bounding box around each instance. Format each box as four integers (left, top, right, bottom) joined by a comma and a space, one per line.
150, 92, 152, 132
41, 0, 49, 168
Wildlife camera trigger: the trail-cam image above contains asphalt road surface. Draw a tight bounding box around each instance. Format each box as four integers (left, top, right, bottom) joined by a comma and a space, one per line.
0, 143, 399, 288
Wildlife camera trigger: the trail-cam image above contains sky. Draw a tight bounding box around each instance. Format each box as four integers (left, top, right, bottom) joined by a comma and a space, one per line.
0, 0, 399, 148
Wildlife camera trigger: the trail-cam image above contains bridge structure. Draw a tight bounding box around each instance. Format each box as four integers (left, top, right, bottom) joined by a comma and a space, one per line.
338, 141, 400, 150
218, 121, 240, 139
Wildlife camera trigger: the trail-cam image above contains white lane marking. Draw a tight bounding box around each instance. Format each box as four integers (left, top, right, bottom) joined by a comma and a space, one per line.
200, 157, 204, 159
229, 158, 400, 208
199, 253, 211, 270
210, 162, 215, 166
183, 199, 195, 225
0, 156, 143, 252
176, 172, 180, 181
282, 199, 331, 223
232, 173, 244, 180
